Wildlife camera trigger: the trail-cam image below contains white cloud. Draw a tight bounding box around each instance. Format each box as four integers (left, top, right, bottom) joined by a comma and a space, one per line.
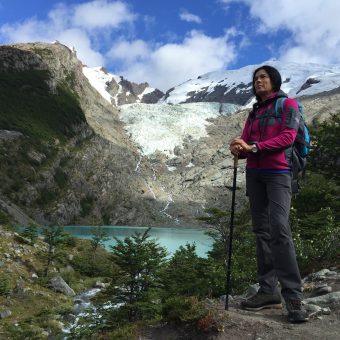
73, 0, 136, 29
0, 0, 136, 67
58, 29, 105, 66
110, 30, 236, 91
107, 39, 150, 62
224, 0, 340, 64
179, 10, 202, 24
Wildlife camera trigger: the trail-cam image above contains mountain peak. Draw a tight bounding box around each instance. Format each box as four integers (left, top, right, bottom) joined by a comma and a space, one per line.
162, 60, 340, 105
83, 66, 164, 106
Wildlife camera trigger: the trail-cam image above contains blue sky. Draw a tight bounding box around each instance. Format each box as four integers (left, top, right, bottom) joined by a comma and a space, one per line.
1, 0, 339, 91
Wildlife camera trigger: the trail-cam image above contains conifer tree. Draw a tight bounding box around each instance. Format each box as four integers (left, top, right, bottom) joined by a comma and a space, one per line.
109, 228, 167, 322
41, 225, 68, 277
161, 243, 211, 298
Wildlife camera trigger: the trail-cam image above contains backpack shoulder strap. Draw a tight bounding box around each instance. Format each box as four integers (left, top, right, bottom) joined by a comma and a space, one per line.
274, 97, 287, 116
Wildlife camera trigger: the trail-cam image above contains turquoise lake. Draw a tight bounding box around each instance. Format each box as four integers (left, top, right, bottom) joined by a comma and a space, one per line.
64, 226, 214, 257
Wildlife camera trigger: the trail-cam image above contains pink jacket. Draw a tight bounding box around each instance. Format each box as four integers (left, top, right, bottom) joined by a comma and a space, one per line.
240, 91, 300, 170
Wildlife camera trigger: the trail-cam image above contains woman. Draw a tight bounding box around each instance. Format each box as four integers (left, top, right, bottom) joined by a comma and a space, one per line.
229, 65, 308, 323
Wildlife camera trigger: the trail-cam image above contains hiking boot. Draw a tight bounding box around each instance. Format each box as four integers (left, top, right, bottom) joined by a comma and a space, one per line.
241, 291, 282, 311
286, 299, 309, 323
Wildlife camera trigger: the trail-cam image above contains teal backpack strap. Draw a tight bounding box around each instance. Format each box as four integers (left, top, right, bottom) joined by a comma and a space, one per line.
275, 97, 287, 116
274, 97, 286, 123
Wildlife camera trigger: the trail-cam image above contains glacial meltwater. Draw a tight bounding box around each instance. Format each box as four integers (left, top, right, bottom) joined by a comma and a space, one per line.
63, 226, 213, 257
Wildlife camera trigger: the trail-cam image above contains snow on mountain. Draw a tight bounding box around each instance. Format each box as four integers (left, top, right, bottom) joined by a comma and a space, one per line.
83, 61, 340, 158
83, 66, 120, 104
163, 61, 340, 105
119, 102, 240, 156
82, 66, 162, 106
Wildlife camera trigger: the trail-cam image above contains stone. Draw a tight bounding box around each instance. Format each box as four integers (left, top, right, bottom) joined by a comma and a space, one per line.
49, 276, 75, 296
304, 304, 322, 313
325, 270, 337, 277
312, 285, 332, 296
321, 307, 331, 315
220, 294, 234, 304
310, 269, 330, 281
93, 281, 106, 289
0, 310, 12, 319
303, 292, 340, 306
12, 282, 29, 296
244, 283, 260, 298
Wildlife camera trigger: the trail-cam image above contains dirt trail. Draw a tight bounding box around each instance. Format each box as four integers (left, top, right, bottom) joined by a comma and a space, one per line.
213, 304, 339, 340
144, 269, 340, 340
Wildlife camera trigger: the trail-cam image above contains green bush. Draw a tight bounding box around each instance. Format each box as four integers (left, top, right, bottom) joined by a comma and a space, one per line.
63, 233, 78, 248
161, 296, 207, 324
0, 275, 11, 296
72, 252, 112, 277
21, 223, 39, 242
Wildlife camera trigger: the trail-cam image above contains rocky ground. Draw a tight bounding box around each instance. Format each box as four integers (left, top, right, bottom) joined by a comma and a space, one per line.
144, 268, 340, 340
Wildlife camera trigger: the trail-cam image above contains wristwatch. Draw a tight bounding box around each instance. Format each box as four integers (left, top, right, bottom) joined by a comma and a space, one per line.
251, 144, 258, 153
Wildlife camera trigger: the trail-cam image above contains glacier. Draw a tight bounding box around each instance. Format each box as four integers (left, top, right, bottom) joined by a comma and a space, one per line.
119, 102, 240, 156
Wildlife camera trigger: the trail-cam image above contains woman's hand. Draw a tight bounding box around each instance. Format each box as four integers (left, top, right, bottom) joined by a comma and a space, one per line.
229, 138, 253, 155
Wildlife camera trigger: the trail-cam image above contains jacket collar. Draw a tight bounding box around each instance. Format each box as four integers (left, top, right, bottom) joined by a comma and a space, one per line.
253, 90, 288, 110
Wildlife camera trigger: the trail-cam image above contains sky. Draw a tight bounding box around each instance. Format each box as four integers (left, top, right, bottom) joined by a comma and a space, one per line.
1, 0, 340, 92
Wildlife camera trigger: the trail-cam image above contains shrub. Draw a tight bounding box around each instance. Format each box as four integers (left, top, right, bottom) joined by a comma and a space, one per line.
161, 296, 207, 324
21, 223, 39, 242
0, 275, 11, 296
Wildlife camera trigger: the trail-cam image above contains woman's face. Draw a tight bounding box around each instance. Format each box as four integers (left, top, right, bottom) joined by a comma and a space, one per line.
253, 69, 274, 101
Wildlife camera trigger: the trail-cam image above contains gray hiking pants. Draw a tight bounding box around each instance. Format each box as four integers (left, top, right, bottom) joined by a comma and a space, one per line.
246, 169, 302, 301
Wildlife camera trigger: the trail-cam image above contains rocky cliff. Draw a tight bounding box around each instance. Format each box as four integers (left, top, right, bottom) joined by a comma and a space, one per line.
0, 42, 166, 226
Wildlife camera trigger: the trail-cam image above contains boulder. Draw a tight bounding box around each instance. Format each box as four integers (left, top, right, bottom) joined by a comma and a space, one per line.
49, 276, 75, 296
0, 310, 12, 319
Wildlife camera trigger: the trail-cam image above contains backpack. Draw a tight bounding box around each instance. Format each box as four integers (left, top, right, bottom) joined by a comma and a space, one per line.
275, 97, 311, 193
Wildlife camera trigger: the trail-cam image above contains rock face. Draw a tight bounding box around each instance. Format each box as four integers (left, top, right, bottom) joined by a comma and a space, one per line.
105, 73, 164, 105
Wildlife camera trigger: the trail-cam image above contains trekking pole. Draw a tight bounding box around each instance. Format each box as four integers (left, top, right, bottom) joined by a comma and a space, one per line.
225, 154, 238, 310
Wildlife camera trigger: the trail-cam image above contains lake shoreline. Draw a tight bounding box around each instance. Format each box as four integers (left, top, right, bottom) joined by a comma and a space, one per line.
63, 225, 213, 257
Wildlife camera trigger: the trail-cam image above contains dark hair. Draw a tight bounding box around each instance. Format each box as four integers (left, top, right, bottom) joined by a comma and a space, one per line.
252, 65, 282, 101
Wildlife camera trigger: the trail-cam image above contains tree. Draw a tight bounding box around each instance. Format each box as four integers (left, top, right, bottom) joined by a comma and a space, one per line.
291, 175, 340, 272
308, 113, 340, 183
41, 225, 68, 277
109, 228, 167, 322
161, 243, 212, 298
199, 207, 257, 294
290, 113, 340, 272
21, 223, 39, 242
72, 227, 112, 278
90, 226, 109, 255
